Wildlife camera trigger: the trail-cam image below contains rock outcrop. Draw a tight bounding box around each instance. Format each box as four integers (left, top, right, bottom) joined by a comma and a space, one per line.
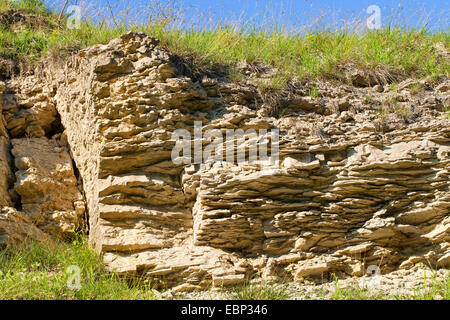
0, 32, 449, 291
0, 81, 53, 246
11, 137, 85, 235
0, 206, 51, 246
0, 76, 84, 239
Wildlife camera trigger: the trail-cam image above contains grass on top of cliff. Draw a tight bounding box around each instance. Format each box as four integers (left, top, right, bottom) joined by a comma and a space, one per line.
0, 0, 448, 85
0, 236, 155, 300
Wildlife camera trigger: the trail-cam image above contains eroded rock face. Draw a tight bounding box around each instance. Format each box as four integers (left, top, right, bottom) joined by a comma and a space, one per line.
0, 206, 51, 246
11, 137, 85, 235
2, 32, 449, 291
3, 76, 58, 138
50, 32, 244, 289
0, 79, 84, 240
0, 82, 57, 244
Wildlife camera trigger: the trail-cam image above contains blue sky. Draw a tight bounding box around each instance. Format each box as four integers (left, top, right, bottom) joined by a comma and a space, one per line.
46, 0, 449, 32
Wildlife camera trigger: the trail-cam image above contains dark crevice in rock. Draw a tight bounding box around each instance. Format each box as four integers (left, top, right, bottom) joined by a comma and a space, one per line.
169, 53, 229, 83
8, 155, 21, 211
53, 110, 90, 235
7, 149, 21, 211
48, 112, 64, 137
0, 82, 20, 210
71, 155, 89, 235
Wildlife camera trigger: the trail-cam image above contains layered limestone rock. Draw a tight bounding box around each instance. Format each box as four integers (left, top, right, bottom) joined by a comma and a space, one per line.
3, 75, 58, 138
0, 78, 84, 239
48, 32, 248, 289
0, 82, 60, 245
2, 32, 449, 290
11, 137, 85, 235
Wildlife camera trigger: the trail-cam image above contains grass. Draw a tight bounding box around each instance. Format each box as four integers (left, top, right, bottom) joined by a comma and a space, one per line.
0, 0, 448, 87
401, 273, 450, 300
0, 235, 155, 300
231, 281, 291, 300
309, 85, 319, 99
364, 94, 374, 104
1, 0, 47, 14
323, 271, 450, 300
228, 272, 450, 300
443, 105, 450, 120
159, 27, 448, 85
290, 273, 450, 300
329, 286, 388, 300
393, 103, 412, 116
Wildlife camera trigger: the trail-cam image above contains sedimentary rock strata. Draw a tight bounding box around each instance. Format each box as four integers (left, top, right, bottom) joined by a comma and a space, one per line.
0, 32, 449, 291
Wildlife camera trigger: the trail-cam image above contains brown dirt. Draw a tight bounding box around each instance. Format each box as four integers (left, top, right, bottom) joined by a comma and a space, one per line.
0, 9, 51, 31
